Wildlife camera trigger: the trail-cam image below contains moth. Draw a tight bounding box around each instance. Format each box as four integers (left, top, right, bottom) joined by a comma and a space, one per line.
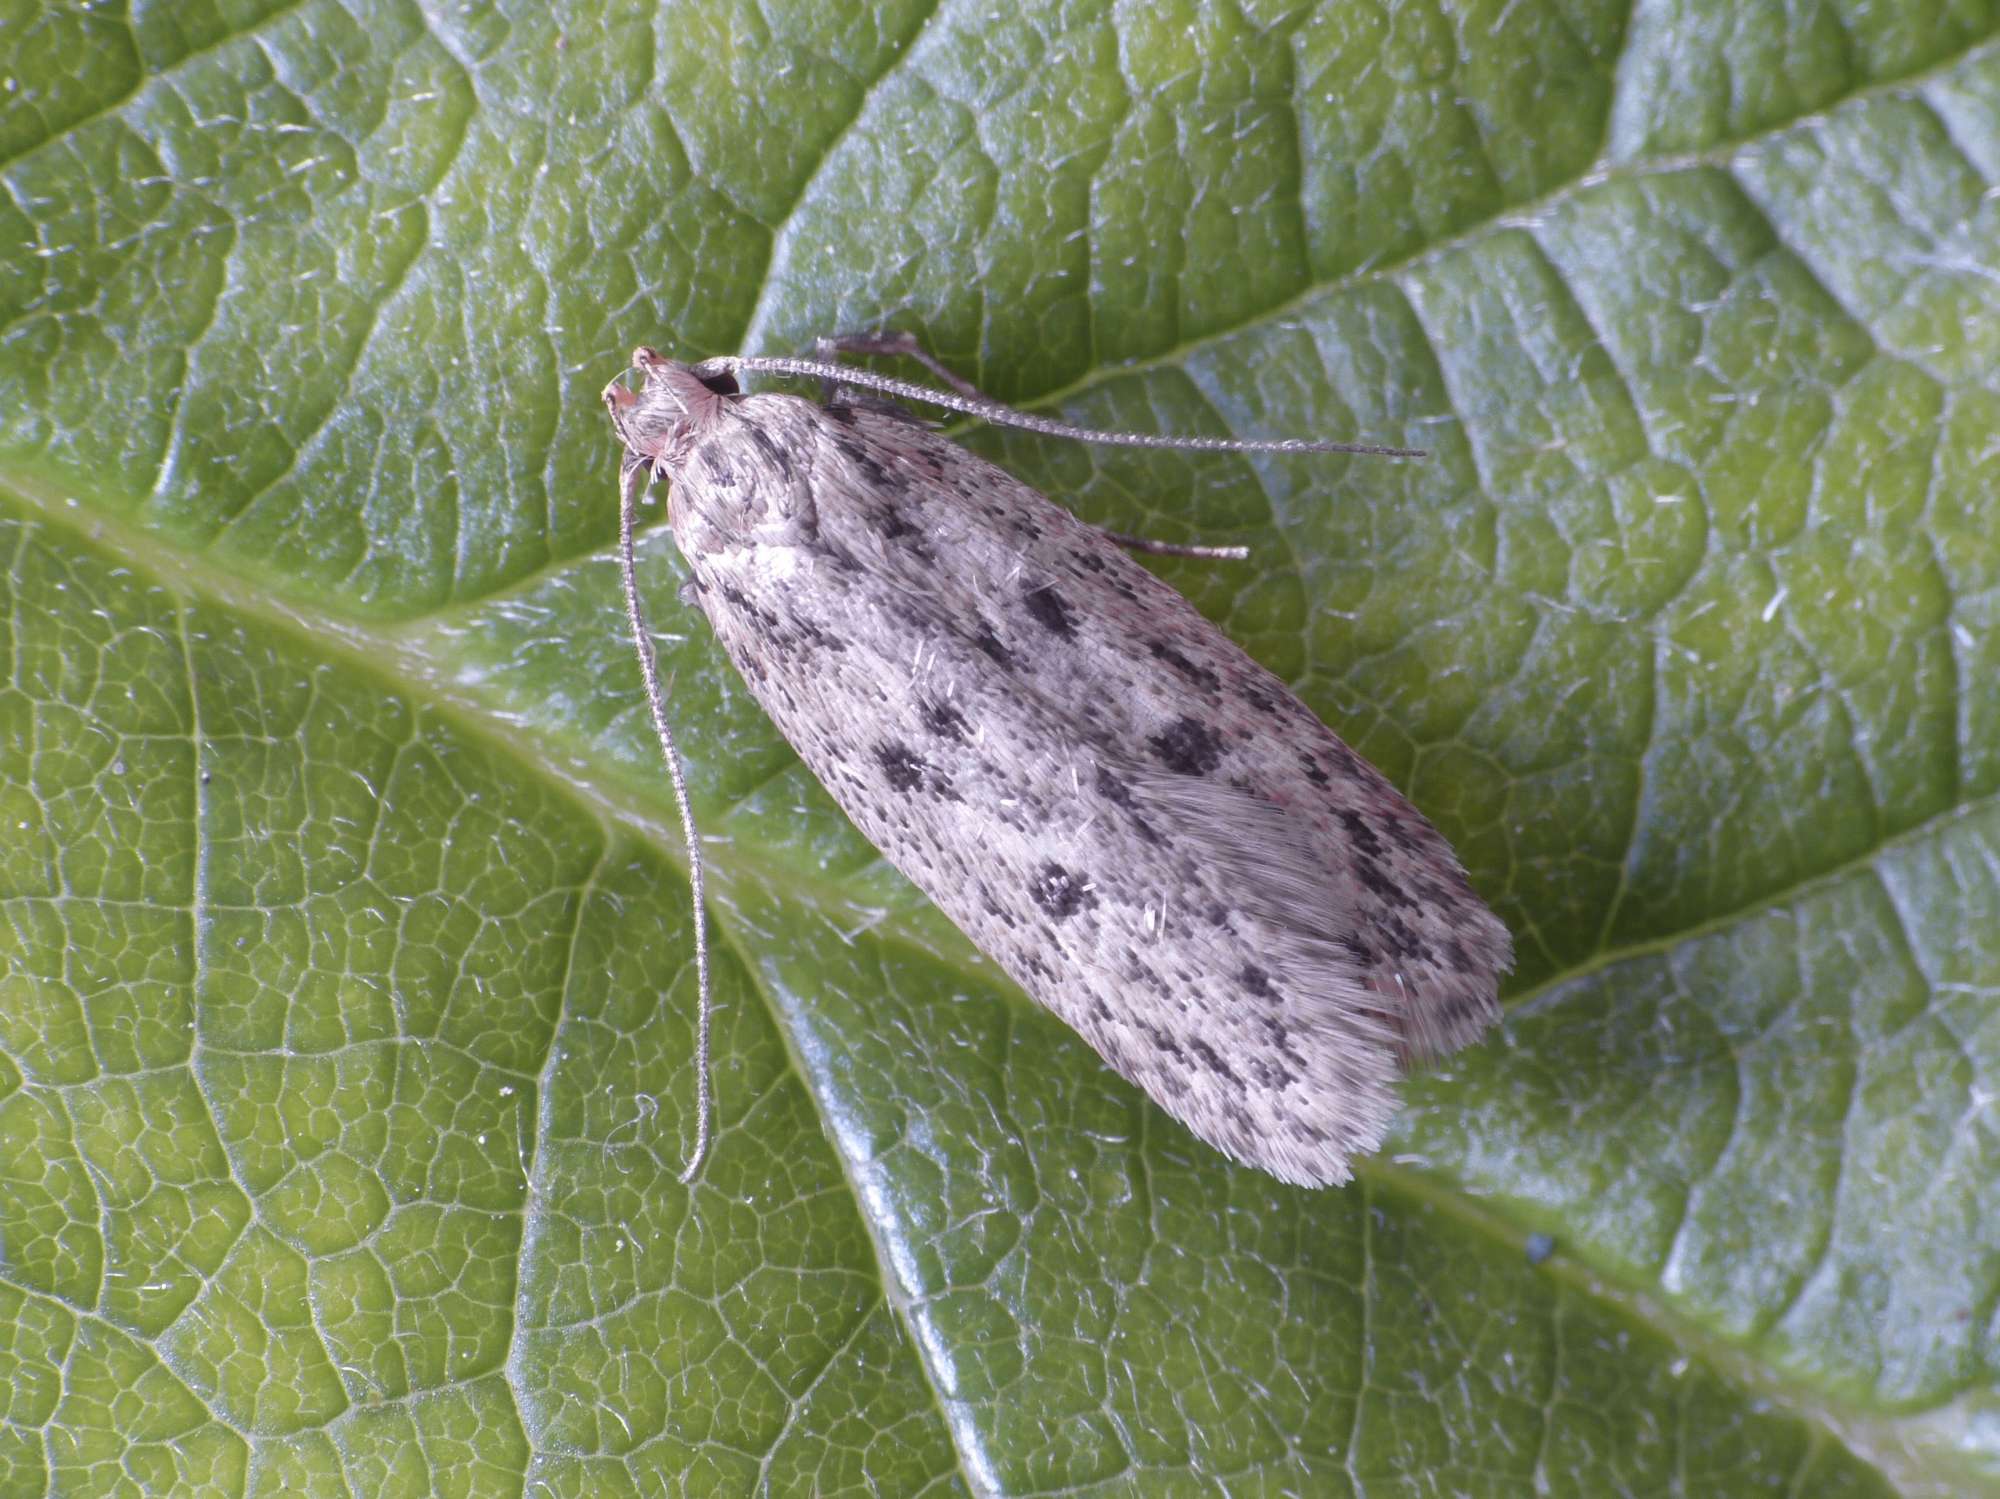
603, 339, 1511, 1187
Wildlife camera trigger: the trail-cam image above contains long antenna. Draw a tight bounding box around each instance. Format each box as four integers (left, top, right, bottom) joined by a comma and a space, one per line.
695, 354, 1428, 459
617, 462, 713, 1184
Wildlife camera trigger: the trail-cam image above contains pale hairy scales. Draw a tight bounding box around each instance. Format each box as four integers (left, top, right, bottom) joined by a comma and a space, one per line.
615, 359, 1511, 1187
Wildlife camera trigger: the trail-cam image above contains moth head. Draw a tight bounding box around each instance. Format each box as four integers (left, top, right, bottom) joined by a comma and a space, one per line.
602, 347, 740, 468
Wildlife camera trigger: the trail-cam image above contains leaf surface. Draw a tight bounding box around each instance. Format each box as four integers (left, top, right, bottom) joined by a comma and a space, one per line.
2, 3, 1997, 1493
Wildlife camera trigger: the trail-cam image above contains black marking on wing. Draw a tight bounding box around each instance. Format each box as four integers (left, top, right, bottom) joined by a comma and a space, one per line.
874, 742, 958, 800
919, 698, 969, 742
1148, 639, 1221, 693
745, 424, 795, 478
1338, 808, 1388, 861
972, 622, 1017, 670
1022, 584, 1078, 638
1093, 765, 1162, 844
1148, 716, 1225, 776
1188, 1037, 1241, 1086
1029, 862, 1094, 919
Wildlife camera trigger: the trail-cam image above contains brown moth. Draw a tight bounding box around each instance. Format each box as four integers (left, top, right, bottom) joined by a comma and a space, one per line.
604, 342, 1510, 1187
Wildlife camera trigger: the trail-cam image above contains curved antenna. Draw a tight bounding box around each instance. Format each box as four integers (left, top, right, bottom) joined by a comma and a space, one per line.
697, 355, 1427, 460
617, 463, 714, 1185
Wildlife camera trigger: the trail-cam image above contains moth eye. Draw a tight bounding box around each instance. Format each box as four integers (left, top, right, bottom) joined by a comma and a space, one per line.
695, 369, 741, 396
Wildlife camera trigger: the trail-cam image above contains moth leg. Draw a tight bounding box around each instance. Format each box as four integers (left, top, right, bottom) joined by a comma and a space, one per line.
818, 333, 1249, 560
815, 330, 986, 402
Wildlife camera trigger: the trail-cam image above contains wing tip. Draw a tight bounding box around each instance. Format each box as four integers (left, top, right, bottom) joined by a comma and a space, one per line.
1384, 895, 1513, 1063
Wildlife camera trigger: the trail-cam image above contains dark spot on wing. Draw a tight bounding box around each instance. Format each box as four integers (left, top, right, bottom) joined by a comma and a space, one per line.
834, 431, 895, 489
1379, 913, 1432, 963
870, 501, 935, 562
1093, 766, 1160, 844
1029, 861, 1094, 920
972, 623, 1016, 670
803, 533, 858, 571
1148, 639, 1221, 693
1300, 754, 1331, 788
745, 424, 795, 478
1148, 715, 1225, 776
1188, 1037, 1241, 1085
875, 742, 956, 800
1248, 1055, 1298, 1091
876, 744, 924, 791
1328, 742, 1367, 781
1260, 1016, 1308, 1071
1385, 813, 1431, 854
1337, 808, 1387, 861
719, 582, 850, 653
1355, 857, 1417, 910
920, 698, 968, 742
1413, 877, 1456, 910
719, 582, 754, 611
1240, 965, 1275, 999
1022, 584, 1077, 638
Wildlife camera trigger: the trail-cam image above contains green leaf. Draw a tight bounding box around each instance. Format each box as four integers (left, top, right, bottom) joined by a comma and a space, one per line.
2, 2, 1996, 1493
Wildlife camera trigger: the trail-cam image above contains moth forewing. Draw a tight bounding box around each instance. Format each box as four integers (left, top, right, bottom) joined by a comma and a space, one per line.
607, 346, 1510, 1187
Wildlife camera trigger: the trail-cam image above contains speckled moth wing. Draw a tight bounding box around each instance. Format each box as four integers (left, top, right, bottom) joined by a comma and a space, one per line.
642, 373, 1508, 1187
757, 402, 1510, 1065
1122, 767, 1508, 1064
